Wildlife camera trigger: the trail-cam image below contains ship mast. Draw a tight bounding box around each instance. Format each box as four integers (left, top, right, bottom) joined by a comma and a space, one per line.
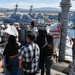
29, 5, 33, 15
59, 0, 72, 61
15, 2, 18, 14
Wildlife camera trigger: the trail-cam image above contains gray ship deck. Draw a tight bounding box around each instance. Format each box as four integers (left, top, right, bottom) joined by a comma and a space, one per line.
0, 62, 70, 75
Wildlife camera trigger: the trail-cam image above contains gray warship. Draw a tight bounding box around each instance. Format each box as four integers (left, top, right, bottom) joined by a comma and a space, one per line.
3, 3, 58, 24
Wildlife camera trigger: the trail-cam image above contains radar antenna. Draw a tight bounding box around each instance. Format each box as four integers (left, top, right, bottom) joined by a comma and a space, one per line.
15, 2, 18, 14
29, 5, 33, 15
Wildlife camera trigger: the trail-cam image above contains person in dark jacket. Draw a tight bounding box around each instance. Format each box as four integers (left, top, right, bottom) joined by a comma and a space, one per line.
3, 35, 20, 75
35, 29, 45, 69
36, 29, 45, 50
41, 34, 54, 75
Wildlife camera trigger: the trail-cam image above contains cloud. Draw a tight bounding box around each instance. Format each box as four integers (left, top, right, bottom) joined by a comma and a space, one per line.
71, 1, 75, 10
0, 2, 60, 9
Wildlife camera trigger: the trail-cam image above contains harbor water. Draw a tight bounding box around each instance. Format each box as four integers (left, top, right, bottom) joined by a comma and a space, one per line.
68, 28, 75, 39
65, 28, 75, 61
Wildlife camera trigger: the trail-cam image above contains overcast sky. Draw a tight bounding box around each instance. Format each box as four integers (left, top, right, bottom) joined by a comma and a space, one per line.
0, 0, 75, 10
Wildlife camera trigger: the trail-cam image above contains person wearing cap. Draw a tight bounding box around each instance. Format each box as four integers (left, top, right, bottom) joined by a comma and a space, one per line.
72, 36, 75, 61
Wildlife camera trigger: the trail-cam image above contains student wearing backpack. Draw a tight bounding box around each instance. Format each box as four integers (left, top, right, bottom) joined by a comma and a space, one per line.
19, 33, 40, 75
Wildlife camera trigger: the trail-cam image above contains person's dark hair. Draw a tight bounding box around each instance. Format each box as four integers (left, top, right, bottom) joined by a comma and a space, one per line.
43, 30, 47, 36
27, 33, 36, 41
7, 35, 18, 51
31, 21, 35, 27
38, 29, 44, 36
45, 34, 53, 45
8, 35, 16, 45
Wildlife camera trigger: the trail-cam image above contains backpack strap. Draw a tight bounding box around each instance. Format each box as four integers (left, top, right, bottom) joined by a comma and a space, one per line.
31, 43, 36, 62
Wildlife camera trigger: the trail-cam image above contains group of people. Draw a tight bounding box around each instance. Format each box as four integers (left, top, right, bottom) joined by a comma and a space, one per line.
3, 21, 54, 75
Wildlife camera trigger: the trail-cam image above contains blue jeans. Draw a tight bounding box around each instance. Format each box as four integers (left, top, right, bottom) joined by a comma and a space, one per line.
8, 56, 22, 75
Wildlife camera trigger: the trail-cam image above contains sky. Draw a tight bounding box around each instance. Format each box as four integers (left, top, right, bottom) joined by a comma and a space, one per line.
0, 0, 75, 10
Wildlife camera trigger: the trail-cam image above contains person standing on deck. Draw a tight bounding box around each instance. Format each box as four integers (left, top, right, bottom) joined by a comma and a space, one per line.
31, 21, 38, 37
3, 35, 21, 75
0, 47, 3, 72
41, 34, 54, 75
35, 29, 45, 69
72, 36, 75, 61
19, 33, 40, 75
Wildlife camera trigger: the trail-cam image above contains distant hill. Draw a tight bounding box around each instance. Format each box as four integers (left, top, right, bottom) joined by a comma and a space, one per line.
0, 7, 75, 12
0, 7, 9, 11
0, 7, 28, 12
0, 7, 61, 12
33, 7, 61, 12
